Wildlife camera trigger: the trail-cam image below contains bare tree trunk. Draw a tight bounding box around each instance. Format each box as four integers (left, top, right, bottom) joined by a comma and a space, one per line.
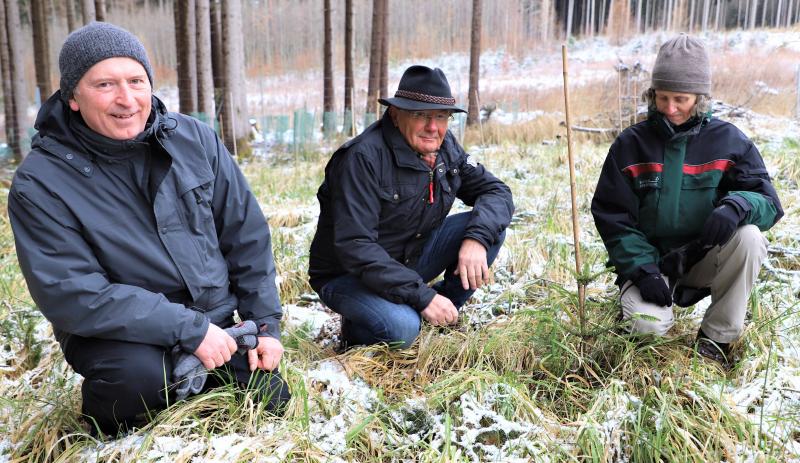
566, 0, 575, 40
365, 0, 383, 115
221, 0, 248, 152
540, 0, 551, 41
66, 0, 77, 31
635, 0, 643, 32
379, 0, 388, 100
3, 0, 27, 162
81, 0, 95, 23
31, 0, 52, 101
775, 0, 784, 26
196, 0, 214, 123
175, 0, 198, 114
0, 0, 13, 160
94, 0, 105, 21
322, 0, 335, 135
210, 0, 223, 99
343, 0, 353, 116
759, 0, 767, 26
467, 0, 482, 126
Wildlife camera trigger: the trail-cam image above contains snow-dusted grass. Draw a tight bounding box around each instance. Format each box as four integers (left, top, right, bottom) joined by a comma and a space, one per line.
1, 126, 798, 461
3, 29, 800, 463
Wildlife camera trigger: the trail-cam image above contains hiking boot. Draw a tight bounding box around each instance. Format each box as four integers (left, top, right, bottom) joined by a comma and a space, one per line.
695, 329, 732, 368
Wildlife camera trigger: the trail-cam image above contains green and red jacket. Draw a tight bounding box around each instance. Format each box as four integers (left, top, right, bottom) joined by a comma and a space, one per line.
591, 112, 783, 282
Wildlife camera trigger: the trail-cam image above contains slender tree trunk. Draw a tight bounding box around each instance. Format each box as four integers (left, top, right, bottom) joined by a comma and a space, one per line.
0, 0, 13, 160
467, 0, 482, 126
3, 0, 27, 162
31, 0, 52, 101
81, 0, 95, 23
343, 0, 353, 116
322, 0, 335, 134
210, 0, 223, 99
196, 0, 214, 123
175, 0, 198, 114
94, 0, 105, 21
540, 0, 551, 41
220, 0, 248, 152
365, 0, 383, 115
564, 0, 574, 39
635, 0, 642, 32
759, 0, 767, 26
379, 0, 388, 100
65, 0, 77, 32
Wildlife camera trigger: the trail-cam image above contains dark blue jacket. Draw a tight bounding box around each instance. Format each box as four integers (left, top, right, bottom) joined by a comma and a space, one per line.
9, 92, 282, 353
309, 113, 513, 310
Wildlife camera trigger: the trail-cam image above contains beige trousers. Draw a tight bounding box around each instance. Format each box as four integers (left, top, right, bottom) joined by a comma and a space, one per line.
620, 225, 768, 343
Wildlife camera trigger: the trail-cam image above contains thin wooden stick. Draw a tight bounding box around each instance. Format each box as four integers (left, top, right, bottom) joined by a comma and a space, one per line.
561, 44, 586, 334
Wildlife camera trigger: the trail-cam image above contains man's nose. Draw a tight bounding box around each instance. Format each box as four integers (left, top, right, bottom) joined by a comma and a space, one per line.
423, 117, 438, 130
116, 84, 134, 105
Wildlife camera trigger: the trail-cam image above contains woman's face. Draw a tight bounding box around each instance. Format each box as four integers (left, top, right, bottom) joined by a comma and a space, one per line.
654, 90, 697, 126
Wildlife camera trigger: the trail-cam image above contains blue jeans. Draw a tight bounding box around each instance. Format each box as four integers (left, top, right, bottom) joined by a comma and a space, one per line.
318, 212, 505, 348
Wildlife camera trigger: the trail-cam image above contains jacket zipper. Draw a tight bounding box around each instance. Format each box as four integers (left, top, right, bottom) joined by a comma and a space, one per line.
428, 170, 434, 204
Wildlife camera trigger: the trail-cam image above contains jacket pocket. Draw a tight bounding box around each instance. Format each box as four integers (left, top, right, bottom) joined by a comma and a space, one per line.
378, 184, 422, 229
180, 182, 215, 236
633, 174, 661, 238
678, 173, 719, 234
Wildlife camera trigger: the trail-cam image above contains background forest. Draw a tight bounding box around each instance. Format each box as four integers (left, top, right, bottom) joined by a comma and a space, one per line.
0, 1, 799, 462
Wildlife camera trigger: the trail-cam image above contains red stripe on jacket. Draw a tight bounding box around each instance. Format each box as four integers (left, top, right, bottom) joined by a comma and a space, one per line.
623, 163, 663, 177
682, 159, 735, 174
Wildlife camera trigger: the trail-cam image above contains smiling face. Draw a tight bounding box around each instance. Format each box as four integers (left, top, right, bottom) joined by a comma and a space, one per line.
68, 57, 152, 140
654, 89, 698, 126
389, 107, 450, 156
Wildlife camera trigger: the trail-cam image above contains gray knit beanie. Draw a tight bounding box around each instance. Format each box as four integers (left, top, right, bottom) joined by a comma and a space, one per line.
59, 22, 154, 101
651, 34, 711, 95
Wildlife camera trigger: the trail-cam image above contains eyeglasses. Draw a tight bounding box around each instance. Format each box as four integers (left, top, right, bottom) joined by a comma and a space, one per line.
405, 110, 455, 124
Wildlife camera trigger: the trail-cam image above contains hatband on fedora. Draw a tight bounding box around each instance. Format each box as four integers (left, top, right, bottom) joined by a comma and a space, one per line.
379, 65, 465, 113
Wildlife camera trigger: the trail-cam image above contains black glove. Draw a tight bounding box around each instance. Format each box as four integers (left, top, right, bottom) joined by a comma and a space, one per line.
634, 272, 672, 307
700, 202, 746, 247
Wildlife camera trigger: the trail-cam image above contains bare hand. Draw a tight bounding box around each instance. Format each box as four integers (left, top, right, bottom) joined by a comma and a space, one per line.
453, 238, 489, 290
193, 323, 238, 370
247, 336, 285, 372
420, 294, 459, 326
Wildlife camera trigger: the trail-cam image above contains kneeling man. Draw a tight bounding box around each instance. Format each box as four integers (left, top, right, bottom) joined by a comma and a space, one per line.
309, 65, 514, 348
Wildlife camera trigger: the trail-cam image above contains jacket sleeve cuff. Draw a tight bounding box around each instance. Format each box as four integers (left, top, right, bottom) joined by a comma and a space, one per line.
721, 194, 751, 219
410, 286, 438, 312
252, 316, 281, 340
178, 310, 210, 352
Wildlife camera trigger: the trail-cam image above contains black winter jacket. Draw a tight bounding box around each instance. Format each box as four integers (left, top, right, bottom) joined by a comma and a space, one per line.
309, 113, 513, 310
9, 92, 282, 353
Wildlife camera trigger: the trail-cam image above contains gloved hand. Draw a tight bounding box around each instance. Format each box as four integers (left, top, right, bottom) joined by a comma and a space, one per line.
660, 240, 713, 280
634, 272, 672, 307
172, 320, 259, 401
700, 202, 746, 247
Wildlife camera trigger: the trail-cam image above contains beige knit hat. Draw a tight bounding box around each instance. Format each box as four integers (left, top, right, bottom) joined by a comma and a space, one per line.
651, 34, 711, 95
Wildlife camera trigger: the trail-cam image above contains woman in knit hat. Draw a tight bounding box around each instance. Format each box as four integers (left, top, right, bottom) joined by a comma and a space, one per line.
590, 34, 783, 367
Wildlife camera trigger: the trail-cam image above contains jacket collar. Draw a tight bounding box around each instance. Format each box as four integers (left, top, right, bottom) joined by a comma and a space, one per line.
648, 109, 710, 141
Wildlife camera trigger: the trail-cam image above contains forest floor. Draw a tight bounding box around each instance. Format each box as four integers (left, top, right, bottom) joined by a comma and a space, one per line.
0, 30, 799, 462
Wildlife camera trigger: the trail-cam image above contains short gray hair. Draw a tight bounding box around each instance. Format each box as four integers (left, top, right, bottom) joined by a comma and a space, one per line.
642, 87, 712, 119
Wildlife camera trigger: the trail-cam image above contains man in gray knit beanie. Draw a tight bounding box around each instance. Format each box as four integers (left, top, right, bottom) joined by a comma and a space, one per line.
59, 21, 154, 102
9, 21, 291, 436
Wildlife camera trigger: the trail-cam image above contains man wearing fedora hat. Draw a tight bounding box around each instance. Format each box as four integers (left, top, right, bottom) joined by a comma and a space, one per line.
309, 65, 514, 348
